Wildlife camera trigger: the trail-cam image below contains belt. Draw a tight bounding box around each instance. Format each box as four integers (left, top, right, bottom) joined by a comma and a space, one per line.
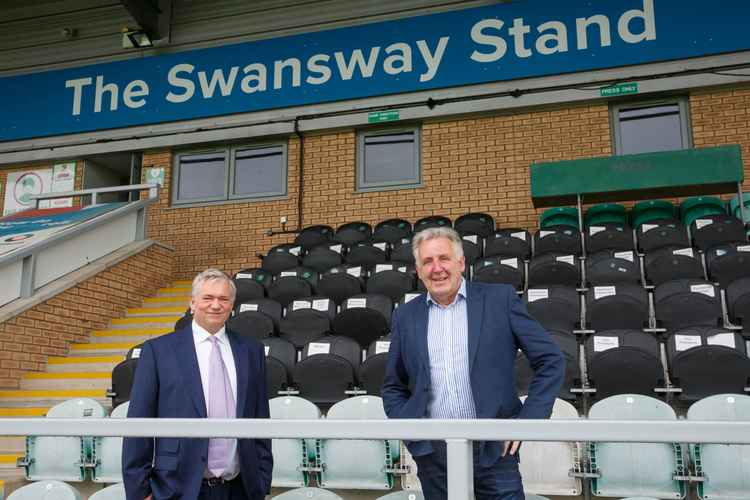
202, 476, 238, 487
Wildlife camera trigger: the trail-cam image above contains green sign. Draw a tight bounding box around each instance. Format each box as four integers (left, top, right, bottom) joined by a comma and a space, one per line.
144, 167, 165, 187
600, 82, 639, 97
368, 110, 400, 123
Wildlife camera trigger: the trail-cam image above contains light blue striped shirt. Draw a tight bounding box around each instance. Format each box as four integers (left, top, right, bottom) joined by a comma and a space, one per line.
425, 279, 477, 419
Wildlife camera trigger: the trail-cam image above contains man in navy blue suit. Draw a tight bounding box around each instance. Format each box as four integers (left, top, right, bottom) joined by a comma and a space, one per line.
382, 227, 564, 500
123, 268, 272, 500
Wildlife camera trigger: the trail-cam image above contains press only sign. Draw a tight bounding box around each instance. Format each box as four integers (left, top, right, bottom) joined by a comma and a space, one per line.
1, 0, 749, 142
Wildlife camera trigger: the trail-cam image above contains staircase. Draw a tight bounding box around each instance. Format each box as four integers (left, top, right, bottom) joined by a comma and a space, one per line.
0, 280, 191, 491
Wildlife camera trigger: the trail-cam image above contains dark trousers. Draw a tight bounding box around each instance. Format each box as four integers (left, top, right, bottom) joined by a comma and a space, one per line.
197, 476, 248, 500
413, 442, 524, 500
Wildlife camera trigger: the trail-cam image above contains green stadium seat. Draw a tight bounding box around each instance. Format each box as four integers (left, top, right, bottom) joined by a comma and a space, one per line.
585, 203, 627, 227
687, 394, 750, 500
269, 396, 322, 488
680, 196, 725, 228
539, 207, 579, 229
7, 481, 82, 500
631, 200, 676, 229
728, 192, 750, 221
92, 401, 129, 483
272, 488, 343, 499
88, 483, 125, 500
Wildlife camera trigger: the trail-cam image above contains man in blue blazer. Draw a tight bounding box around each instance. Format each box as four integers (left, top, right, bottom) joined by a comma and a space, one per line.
123, 268, 272, 500
382, 227, 564, 500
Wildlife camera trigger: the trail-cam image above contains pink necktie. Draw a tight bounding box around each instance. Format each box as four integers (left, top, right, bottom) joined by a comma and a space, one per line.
207, 335, 236, 477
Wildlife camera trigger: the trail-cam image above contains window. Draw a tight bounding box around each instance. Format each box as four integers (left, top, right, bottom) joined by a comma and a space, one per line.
173, 143, 287, 205
611, 98, 691, 155
357, 127, 421, 191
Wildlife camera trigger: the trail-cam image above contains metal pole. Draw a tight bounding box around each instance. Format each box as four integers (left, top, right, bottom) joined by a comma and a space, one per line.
738, 182, 747, 227
446, 439, 474, 500
577, 193, 586, 257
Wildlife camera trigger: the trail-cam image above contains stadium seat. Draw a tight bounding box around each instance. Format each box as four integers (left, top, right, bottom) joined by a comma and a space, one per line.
472, 257, 525, 290
454, 212, 495, 238
269, 396, 322, 487
389, 237, 415, 265
376, 491, 425, 500
705, 242, 750, 288
293, 336, 362, 407
585, 250, 641, 286
272, 488, 343, 499
516, 331, 580, 402
295, 225, 335, 250
643, 246, 705, 287
585, 203, 627, 227
233, 274, 266, 302
316, 265, 365, 305
654, 279, 722, 332
484, 228, 532, 260
636, 219, 690, 254
687, 394, 750, 500
302, 243, 345, 273
334, 221, 372, 246
262, 337, 297, 396
585, 330, 664, 399
7, 481, 82, 500
460, 233, 483, 266
414, 215, 452, 232
680, 196, 726, 229
585, 284, 649, 331
332, 293, 392, 348
539, 207, 579, 229
666, 326, 750, 401
728, 192, 750, 221
373, 218, 412, 245
227, 310, 275, 340
268, 267, 318, 307
173, 310, 193, 331
109, 356, 138, 409
367, 264, 416, 303
533, 226, 582, 257
524, 496, 552, 500
92, 402, 129, 483
279, 299, 333, 349
20, 398, 107, 481
690, 214, 746, 252
528, 254, 580, 288
524, 286, 581, 332
588, 394, 686, 498
631, 200, 677, 229
319, 396, 395, 490
88, 483, 125, 500
345, 241, 389, 271
359, 338, 392, 397
518, 397, 582, 496
233, 297, 282, 332
585, 223, 634, 254
262, 244, 303, 275
726, 276, 750, 327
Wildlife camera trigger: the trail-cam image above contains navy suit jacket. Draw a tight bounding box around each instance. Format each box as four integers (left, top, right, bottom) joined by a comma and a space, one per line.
381, 282, 565, 466
122, 326, 272, 500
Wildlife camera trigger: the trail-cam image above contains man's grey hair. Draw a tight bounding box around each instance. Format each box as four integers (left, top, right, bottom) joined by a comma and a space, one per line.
191, 268, 236, 301
412, 226, 464, 264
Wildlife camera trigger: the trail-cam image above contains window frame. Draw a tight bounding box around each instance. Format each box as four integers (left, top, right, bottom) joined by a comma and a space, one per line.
356, 126, 422, 192
610, 96, 692, 156
172, 141, 288, 206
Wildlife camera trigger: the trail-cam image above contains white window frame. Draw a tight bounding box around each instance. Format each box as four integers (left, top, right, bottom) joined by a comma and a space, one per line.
610, 96, 692, 156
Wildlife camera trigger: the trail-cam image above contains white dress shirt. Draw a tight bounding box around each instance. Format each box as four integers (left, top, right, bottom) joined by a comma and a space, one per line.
192, 320, 239, 479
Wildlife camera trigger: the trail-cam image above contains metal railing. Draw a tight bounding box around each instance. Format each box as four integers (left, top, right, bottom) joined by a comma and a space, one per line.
3, 417, 750, 499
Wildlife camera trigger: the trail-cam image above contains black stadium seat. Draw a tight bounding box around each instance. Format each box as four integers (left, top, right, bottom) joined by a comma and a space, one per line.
109, 357, 139, 409
726, 276, 750, 327
528, 253, 580, 288
233, 298, 282, 331
372, 218, 412, 245
389, 238, 415, 265
332, 293, 392, 348
585, 223, 634, 254
316, 265, 365, 305
227, 310, 275, 340
472, 257, 524, 290
262, 244, 302, 275
174, 310, 193, 331
705, 242, 750, 288
414, 215, 452, 232
454, 212, 495, 238
636, 218, 690, 253
460, 234, 483, 267
359, 337, 393, 397
293, 335, 362, 408
302, 242, 345, 273
690, 214, 746, 252
585, 284, 649, 332
524, 286, 580, 332
261, 337, 296, 396
344, 241, 388, 271
234, 268, 273, 302
516, 330, 579, 402
267, 267, 318, 307
294, 224, 334, 250
585, 249, 641, 286
334, 221, 372, 247
366, 264, 416, 303
643, 246, 704, 286
654, 279, 722, 332
484, 229, 531, 260
585, 329, 664, 399
533, 225, 582, 257
279, 306, 331, 350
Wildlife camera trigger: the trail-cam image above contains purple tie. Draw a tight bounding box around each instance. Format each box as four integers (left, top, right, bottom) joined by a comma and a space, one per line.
207, 335, 236, 477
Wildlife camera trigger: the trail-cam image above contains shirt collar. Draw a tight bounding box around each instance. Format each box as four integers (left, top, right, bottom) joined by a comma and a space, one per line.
426, 278, 467, 307
192, 319, 227, 345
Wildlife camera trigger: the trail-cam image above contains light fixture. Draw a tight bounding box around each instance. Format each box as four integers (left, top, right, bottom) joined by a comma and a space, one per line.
122, 27, 153, 48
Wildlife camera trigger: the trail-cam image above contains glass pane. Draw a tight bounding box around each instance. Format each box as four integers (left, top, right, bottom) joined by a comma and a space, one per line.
618, 104, 683, 155
233, 146, 284, 196
177, 152, 226, 200
363, 132, 417, 185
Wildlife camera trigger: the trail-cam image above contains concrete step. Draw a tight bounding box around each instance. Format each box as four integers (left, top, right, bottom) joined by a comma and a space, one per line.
126, 306, 187, 317
69, 342, 139, 356
142, 296, 190, 307
109, 316, 180, 329
20, 372, 111, 390
0, 397, 110, 409
0, 408, 48, 417
0, 437, 25, 453
90, 327, 171, 343
47, 355, 122, 373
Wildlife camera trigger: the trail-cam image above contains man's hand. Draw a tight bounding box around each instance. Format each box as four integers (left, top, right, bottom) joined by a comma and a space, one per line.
145, 495, 152, 500
502, 440, 521, 456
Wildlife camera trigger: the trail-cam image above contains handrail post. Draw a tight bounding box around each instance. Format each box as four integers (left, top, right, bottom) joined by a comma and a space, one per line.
446, 438, 474, 500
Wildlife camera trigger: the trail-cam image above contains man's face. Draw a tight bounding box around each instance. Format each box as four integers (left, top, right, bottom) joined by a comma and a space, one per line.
191, 279, 234, 334
415, 237, 465, 306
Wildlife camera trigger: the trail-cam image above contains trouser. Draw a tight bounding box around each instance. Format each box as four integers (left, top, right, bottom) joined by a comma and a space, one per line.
413, 441, 524, 500
197, 475, 248, 500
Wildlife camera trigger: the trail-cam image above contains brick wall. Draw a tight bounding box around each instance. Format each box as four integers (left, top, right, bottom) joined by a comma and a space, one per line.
0, 244, 174, 388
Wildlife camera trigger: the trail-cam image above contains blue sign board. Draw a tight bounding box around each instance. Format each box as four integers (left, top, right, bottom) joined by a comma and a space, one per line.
1, 0, 749, 142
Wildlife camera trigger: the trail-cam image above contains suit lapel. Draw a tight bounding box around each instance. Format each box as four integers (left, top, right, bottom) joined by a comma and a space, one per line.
227, 331, 248, 417
414, 299, 431, 375
467, 283, 484, 372
175, 327, 207, 418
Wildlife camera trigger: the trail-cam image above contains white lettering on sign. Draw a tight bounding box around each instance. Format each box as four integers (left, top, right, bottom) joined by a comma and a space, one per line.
347, 298, 367, 309
594, 286, 617, 300
738, 245, 750, 252
690, 284, 715, 298
289, 246, 302, 256
463, 234, 478, 244
641, 223, 658, 233
331, 244, 343, 254
593, 336, 619, 352
707, 333, 736, 349
347, 267, 362, 278
694, 219, 713, 230
672, 247, 694, 258
375, 341, 391, 354
307, 342, 331, 355
527, 289, 549, 302
589, 226, 605, 236
292, 300, 311, 311
511, 231, 527, 241
312, 299, 330, 311
373, 242, 387, 251
235, 273, 253, 279
674, 335, 701, 352
539, 230, 555, 238
404, 293, 421, 303
500, 258, 518, 269
375, 264, 393, 273
280, 271, 297, 277
131, 348, 142, 359
556, 255, 575, 265
240, 303, 259, 312
614, 251, 634, 262
264, 345, 270, 356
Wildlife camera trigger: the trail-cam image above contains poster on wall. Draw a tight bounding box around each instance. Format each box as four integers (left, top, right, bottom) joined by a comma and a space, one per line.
2, 164, 77, 216
51, 162, 76, 208
144, 167, 165, 187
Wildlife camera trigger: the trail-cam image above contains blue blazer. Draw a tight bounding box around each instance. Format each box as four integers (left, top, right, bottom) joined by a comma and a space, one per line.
122, 327, 272, 500
381, 282, 565, 466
